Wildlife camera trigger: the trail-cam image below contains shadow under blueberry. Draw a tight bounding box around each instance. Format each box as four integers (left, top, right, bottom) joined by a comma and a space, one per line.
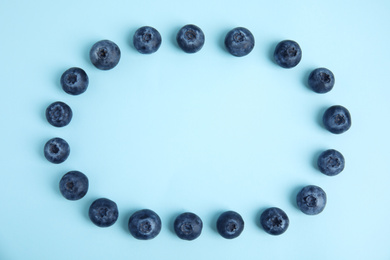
254, 207, 269, 230
290, 185, 305, 210
121, 208, 139, 236
170, 26, 182, 51
301, 68, 314, 92
267, 41, 279, 66
312, 149, 325, 171
209, 210, 225, 234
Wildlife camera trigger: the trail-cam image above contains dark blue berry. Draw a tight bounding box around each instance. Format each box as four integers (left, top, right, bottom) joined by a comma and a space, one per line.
128, 209, 162, 240
60, 67, 89, 95
308, 68, 335, 93
216, 211, 244, 239
174, 212, 203, 240
274, 40, 302, 68
59, 171, 88, 200
322, 105, 351, 134
133, 26, 162, 54
296, 185, 327, 215
88, 198, 118, 227
260, 207, 289, 235
317, 149, 345, 176
89, 40, 121, 70
46, 101, 72, 127
224, 27, 255, 57
176, 25, 205, 54
44, 137, 70, 164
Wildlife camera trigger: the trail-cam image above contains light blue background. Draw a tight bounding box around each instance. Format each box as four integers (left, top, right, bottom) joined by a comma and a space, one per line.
1, 0, 389, 259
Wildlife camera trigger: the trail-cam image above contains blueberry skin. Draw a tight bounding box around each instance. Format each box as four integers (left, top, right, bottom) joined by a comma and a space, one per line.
128, 209, 162, 240
318, 149, 345, 176
216, 211, 244, 239
224, 27, 255, 57
59, 171, 88, 200
308, 68, 335, 94
176, 25, 205, 54
89, 40, 121, 70
44, 137, 70, 164
260, 207, 289, 235
174, 212, 203, 240
322, 105, 351, 134
296, 185, 327, 215
133, 26, 162, 54
60, 67, 89, 95
89, 198, 119, 227
45, 101, 72, 127
274, 40, 302, 68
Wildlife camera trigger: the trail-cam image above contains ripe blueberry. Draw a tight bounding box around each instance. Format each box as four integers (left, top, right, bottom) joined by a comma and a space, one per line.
60, 67, 89, 95
274, 40, 302, 68
176, 24, 205, 53
59, 171, 88, 200
89, 40, 121, 70
128, 209, 162, 240
46, 101, 72, 127
216, 211, 244, 239
133, 26, 162, 54
308, 68, 335, 94
317, 149, 345, 176
296, 185, 327, 215
224, 27, 255, 57
322, 105, 351, 134
88, 198, 119, 227
44, 137, 70, 164
174, 212, 203, 240
260, 207, 289, 235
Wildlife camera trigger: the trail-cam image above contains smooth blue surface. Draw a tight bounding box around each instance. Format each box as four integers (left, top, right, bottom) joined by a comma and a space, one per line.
1, 0, 389, 259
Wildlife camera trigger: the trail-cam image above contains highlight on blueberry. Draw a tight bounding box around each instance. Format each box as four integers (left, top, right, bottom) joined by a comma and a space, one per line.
317, 149, 345, 176
44, 137, 70, 164
174, 212, 203, 240
176, 24, 205, 53
296, 185, 327, 215
59, 171, 88, 200
260, 207, 289, 235
89, 40, 121, 70
274, 40, 302, 68
60, 67, 89, 95
46, 101, 72, 127
308, 68, 335, 94
133, 26, 162, 54
216, 211, 244, 239
322, 105, 351, 134
128, 209, 162, 240
88, 198, 119, 227
224, 27, 255, 57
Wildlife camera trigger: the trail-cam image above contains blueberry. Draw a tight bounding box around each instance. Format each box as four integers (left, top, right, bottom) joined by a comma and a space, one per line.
45, 101, 72, 127
128, 209, 162, 240
308, 68, 335, 94
260, 207, 289, 235
317, 149, 345, 176
133, 26, 162, 54
216, 211, 244, 239
322, 105, 351, 134
60, 67, 89, 95
174, 212, 203, 240
224, 27, 255, 57
44, 137, 70, 164
274, 40, 302, 68
296, 185, 327, 215
176, 24, 205, 53
59, 171, 88, 200
89, 40, 121, 70
88, 198, 119, 227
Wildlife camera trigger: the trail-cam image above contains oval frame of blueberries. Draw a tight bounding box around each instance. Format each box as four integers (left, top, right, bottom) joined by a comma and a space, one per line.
44, 24, 351, 240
